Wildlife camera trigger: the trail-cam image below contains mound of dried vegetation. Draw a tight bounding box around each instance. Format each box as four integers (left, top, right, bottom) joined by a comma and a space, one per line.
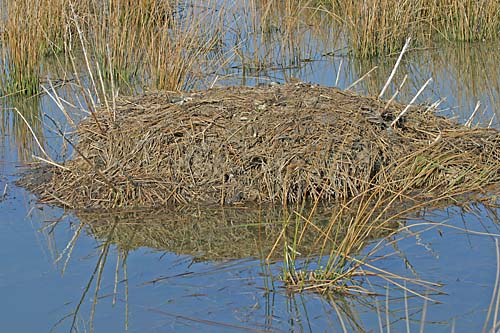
21, 83, 500, 209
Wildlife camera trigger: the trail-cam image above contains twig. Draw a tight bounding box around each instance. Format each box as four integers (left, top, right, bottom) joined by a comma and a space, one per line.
424, 98, 445, 114
335, 58, 343, 87
32, 155, 70, 171
41, 81, 77, 128
210, 75, 219, 89
106, 44, 117, 122
465, 101, 481, 127
384, 74, 408, 110
379, 37, 411, 99
12, 108, 53, 162
391, 78, 433, 127
484, 239, 500, 332
1, 183, 7, 200
419, 294, 428, 333
346, 66, 378, 90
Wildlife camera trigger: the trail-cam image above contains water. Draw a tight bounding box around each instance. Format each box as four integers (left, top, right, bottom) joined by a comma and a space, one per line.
2, 176, 500, 332
1, 5, 500, 333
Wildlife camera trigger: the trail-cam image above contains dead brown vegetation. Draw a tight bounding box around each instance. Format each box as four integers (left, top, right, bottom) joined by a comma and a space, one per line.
20, 83, 500, 209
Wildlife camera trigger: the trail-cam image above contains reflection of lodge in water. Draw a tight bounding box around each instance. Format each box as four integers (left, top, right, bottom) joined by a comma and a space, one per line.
81, 204, 403, 261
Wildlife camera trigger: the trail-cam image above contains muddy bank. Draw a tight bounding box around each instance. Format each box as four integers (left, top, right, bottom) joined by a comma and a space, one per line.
21, 83, 500, 209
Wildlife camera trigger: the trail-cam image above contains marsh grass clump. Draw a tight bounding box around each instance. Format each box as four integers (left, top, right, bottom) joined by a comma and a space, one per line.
1, 0, 43, 94
66, 0, 226, 91
1, 0, 228, 95
324, 0, 427, 58
82, 0, 198, 88
0, 0, 71, 94
426, 0, 500, 42
320, 0, 500, 57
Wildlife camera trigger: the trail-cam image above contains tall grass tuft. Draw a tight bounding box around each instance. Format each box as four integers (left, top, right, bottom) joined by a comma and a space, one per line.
0, 0, 71, 94
1, 0, 42, 94
321, 0, 500, 57
426, 0, 500, 42
145, 2, 227, 91
324, 0, 426, 58
1, 0, 229, 94
82, 0, 177, 85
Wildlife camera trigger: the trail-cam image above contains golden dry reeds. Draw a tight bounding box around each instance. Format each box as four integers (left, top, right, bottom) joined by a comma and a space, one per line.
426, 0, 500, 42
324, 0, 427, 58
1, 0, 497, 96
1, 0, 42, 94
0, 0, 72, 94
320, 0, 500, 57
80, 0, 209, 89
1, 0, 232, 94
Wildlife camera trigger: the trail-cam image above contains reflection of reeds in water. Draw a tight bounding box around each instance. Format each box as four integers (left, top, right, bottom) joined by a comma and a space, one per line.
78, 205, 399, 261
44, 203, 404, 331
225, 0, 340, 84
426, 43, 500, 124
341, 43, 499, 124
0, 95, 45, 162
51, 220, 131, 332
42, 201, 489, 332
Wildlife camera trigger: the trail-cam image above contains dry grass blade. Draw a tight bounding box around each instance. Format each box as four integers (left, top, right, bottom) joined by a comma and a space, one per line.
9, 107, 69, 170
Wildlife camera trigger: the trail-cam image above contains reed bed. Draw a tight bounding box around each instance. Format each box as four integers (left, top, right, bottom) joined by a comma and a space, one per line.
1, 0, 43, 94
319, 0, 500, 57
3, 0, 497, 95
1, 0, 229, 94
81, 0, 225, 90
0, 0, 76, 94
322, 0, 427, 58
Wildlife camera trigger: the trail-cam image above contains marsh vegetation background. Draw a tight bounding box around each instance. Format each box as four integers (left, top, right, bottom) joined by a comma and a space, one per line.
0, 0, 500, 332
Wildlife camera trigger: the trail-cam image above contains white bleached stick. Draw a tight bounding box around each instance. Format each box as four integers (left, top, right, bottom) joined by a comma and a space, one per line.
391, 78, 433, 127
379, 37, 412, 99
